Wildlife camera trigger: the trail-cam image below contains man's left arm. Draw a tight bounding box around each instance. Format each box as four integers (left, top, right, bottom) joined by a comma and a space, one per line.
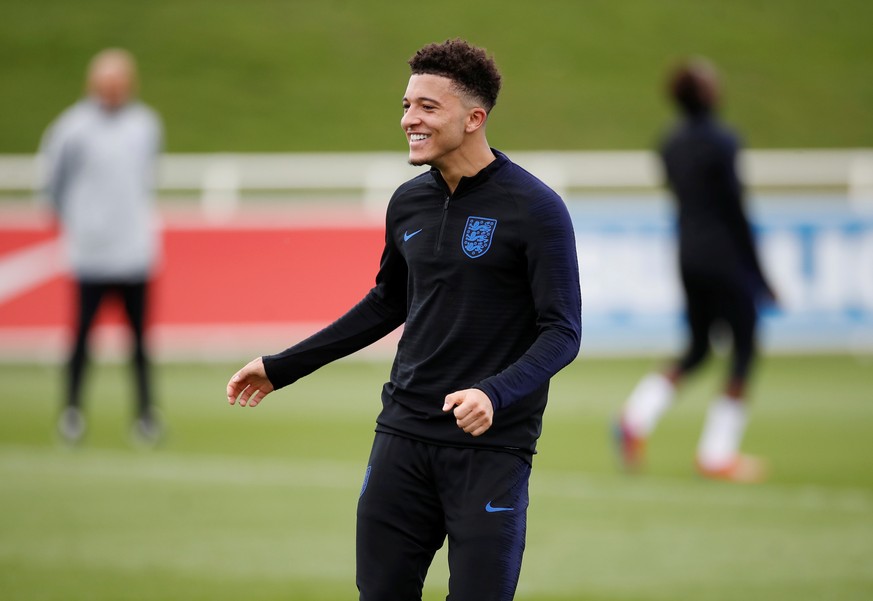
471, 190, 582, 412
717, 136, 775, 301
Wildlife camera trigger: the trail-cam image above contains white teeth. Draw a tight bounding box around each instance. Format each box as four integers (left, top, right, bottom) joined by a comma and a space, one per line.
409, 134, 428, 142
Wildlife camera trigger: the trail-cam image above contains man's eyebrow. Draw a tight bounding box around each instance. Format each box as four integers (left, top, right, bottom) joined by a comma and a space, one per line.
403, 96, 443, 106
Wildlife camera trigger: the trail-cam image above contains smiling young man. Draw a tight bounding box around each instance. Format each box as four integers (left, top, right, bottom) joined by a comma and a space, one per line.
226, 39, 581, 600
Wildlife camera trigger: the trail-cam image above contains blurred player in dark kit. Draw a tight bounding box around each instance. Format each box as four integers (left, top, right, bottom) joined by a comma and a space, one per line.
227, 39, 581, 600
615, 58, 776, 483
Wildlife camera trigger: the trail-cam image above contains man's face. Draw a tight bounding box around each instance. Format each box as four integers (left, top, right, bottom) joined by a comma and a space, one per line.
401, 74, 472, 169
90, 63, 134, 110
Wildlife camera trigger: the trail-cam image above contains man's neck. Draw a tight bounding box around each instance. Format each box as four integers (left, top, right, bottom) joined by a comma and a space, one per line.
436, 142, 496, 194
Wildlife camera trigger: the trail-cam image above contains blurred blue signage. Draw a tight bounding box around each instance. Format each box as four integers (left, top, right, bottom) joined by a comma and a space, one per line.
570, 195, 873, 354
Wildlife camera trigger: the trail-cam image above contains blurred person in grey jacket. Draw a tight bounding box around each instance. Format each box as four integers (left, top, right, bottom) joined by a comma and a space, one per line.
40, 48, 163, 446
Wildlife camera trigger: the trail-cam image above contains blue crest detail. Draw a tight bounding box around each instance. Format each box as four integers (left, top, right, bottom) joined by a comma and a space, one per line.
359, 465, 372, 498
462, 216, 498, 258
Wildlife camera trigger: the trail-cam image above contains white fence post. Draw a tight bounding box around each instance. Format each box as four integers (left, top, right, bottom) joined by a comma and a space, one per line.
849, 151, 873, 213
200, 155, 240, 222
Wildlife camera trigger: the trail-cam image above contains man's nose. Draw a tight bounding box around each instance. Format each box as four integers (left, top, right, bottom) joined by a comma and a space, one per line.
401, 108, 419, 129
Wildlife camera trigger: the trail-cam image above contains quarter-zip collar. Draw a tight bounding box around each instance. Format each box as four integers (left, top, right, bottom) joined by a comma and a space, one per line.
428, 148, 508, 199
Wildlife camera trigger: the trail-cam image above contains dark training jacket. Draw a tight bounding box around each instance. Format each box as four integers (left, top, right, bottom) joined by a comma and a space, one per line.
661, 113, 769, 292
263, 150, 582, 455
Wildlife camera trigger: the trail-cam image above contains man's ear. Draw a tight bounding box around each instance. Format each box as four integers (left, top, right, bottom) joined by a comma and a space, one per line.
465, 107, 488, 133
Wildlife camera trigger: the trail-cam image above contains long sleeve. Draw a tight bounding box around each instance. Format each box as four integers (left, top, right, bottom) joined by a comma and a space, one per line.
715, 139, 770, 290
473, 188, 582, 410
38, 120, 70, 213
262, 228, 408, 389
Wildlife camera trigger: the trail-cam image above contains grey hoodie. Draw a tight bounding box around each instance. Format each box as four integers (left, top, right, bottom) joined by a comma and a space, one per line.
40, 98, 163, 280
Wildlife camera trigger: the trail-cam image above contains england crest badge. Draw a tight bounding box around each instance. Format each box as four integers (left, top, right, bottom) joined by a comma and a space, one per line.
462, 216, 498, 258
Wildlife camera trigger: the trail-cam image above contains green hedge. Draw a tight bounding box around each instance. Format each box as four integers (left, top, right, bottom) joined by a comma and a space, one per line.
3, 0, 871, 152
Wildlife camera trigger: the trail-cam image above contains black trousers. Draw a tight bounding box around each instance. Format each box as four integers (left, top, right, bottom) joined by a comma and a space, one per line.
676, 267, 758, 383
356, 432, 531, 601
67, 279, 152, 418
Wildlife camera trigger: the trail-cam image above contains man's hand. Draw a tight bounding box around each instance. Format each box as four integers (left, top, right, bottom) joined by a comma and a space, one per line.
443, 388, 494, 436
227, 357, 274, 407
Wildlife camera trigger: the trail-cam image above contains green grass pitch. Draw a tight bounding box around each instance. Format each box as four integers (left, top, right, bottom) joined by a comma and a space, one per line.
1, 354, 871, 600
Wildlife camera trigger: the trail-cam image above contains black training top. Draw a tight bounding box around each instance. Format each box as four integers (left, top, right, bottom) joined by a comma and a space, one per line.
660, 113, 769, 290
263, 150, 582, 455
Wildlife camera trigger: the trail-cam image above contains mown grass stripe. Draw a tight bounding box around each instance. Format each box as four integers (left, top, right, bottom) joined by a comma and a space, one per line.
3, 444, 870, 514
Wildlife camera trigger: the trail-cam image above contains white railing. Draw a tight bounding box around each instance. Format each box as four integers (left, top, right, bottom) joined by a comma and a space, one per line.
3, 149, 873, 215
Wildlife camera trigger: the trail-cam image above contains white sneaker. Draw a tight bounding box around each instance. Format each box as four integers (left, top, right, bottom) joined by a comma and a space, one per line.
57, 407, 85, 446
131, 413, 163, 448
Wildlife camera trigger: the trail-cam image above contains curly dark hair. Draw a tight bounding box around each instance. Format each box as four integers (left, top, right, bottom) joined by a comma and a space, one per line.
408, 39, 502, 112
668, 58, 720, 115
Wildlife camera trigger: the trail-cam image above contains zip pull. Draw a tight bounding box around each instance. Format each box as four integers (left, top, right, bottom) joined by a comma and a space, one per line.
436, 195, 450, 253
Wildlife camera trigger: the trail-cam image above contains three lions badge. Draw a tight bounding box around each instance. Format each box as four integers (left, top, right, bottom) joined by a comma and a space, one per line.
462, 216, 497, 259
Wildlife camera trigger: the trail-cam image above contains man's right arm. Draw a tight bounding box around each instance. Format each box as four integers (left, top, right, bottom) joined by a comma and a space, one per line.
261, 228, 408, 390
262, 287, 406, 389
37, 120, 67, 213
226, 286, 405, 408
